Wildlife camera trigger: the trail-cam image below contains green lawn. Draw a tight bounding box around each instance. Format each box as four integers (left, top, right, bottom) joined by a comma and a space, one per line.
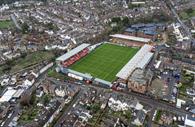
0, 51, 54, 76
70, 43, 139, 82
11, 51, 54, 72
155, 110, 162, 122
178, 71, 194, 97
0, 20, 13, 29
47, 68, 71, 80
18, 107, 40, 124
179, 9, 195, 20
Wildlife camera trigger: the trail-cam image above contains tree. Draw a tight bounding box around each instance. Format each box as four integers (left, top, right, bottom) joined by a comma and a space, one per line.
124, 110, 131, 120
20, 92, 31, 106
21, 23, 29, 34
2, 65, 11, 73
91, 103, 100, 113
43, 94, 50, 105
20, 90, 36, 106
186, 8, 193, 14
111, 17, 121, 23
30, 92, 36, 105
21, 52, 27, 58
122, 16, 129, 26
112, 25, 123, 33
46, 22, 56, 30
128, 3, 137, 9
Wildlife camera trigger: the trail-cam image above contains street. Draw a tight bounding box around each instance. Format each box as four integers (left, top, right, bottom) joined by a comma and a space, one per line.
49, 78, 193, 127
54, 90, 83, 127
2, 72, 46, 127
165, 0, 194, 40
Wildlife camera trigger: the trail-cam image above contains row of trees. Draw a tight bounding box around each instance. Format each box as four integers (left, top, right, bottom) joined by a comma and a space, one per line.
0, 0, 19, 5
21, 22, 57, 34
128, 3, 143, 9
110, 16, 130, 33
86, 11, 173, 45
110, 11, 172, 33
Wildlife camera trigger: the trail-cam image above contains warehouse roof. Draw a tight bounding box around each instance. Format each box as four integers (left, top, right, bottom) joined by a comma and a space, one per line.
0, 88, 16, 102
131, 23, 145, 28
144, 31, 157, 36
13, 89, 24, 98
94, 78, 112, 87
68, 69, 93, 80
116, 44, 153, 80
125, 28, 136, 33
56, 43, 90, 61
110, 34, 151, 43
185, 115, 195, 127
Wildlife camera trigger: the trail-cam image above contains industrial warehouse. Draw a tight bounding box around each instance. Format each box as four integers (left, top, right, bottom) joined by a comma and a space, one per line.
56, 41, 154, 93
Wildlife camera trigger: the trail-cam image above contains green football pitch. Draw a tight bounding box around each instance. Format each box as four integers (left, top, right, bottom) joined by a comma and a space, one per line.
70, 43, 139, 82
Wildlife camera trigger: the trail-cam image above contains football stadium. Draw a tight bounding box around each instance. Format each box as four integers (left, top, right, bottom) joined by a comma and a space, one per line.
70, 43, 139, 82
56, 42, 154, 88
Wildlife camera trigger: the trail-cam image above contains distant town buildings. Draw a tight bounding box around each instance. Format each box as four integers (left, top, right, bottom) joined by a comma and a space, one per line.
0, 0, 195, 127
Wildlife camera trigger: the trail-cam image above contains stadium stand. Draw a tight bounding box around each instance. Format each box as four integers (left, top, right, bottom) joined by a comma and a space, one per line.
56, 43, 90, 67
94, 78, 113, 88
116, 44, 154, 80
110, 34, 151, 47
110, 34, 151, 43
67, 69, 93, 81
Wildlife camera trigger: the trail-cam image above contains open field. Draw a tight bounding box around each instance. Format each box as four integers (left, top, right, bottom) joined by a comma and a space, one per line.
179, 9, 195, 20
70, 43, 139, 82
11, 51, 55, 72
0, 20, 13, 29
47, 68, 71, 80
0, 51, 55, 75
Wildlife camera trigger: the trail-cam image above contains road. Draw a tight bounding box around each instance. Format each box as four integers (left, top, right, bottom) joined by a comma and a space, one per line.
85, 82, 192, 117
4, 74, 191, 127
88, 84, 191, 127
54, 90, 83, 127
49, 79, 192, 127
2, 104, 20, 127
165, 0, 194, 42
118, 89, 191, 116
147, 107, 156, 127
47, 78, 84, 127
3, 73, 46, 127
11, 13, 21, 30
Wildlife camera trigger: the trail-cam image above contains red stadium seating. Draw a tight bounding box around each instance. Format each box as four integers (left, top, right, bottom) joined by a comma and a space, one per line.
61, 48, 89, 67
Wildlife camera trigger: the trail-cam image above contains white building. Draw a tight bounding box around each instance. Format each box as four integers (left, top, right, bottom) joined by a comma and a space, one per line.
176, 99, 185, 108
185, 115, 195, 127
0, 88, 17, 102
